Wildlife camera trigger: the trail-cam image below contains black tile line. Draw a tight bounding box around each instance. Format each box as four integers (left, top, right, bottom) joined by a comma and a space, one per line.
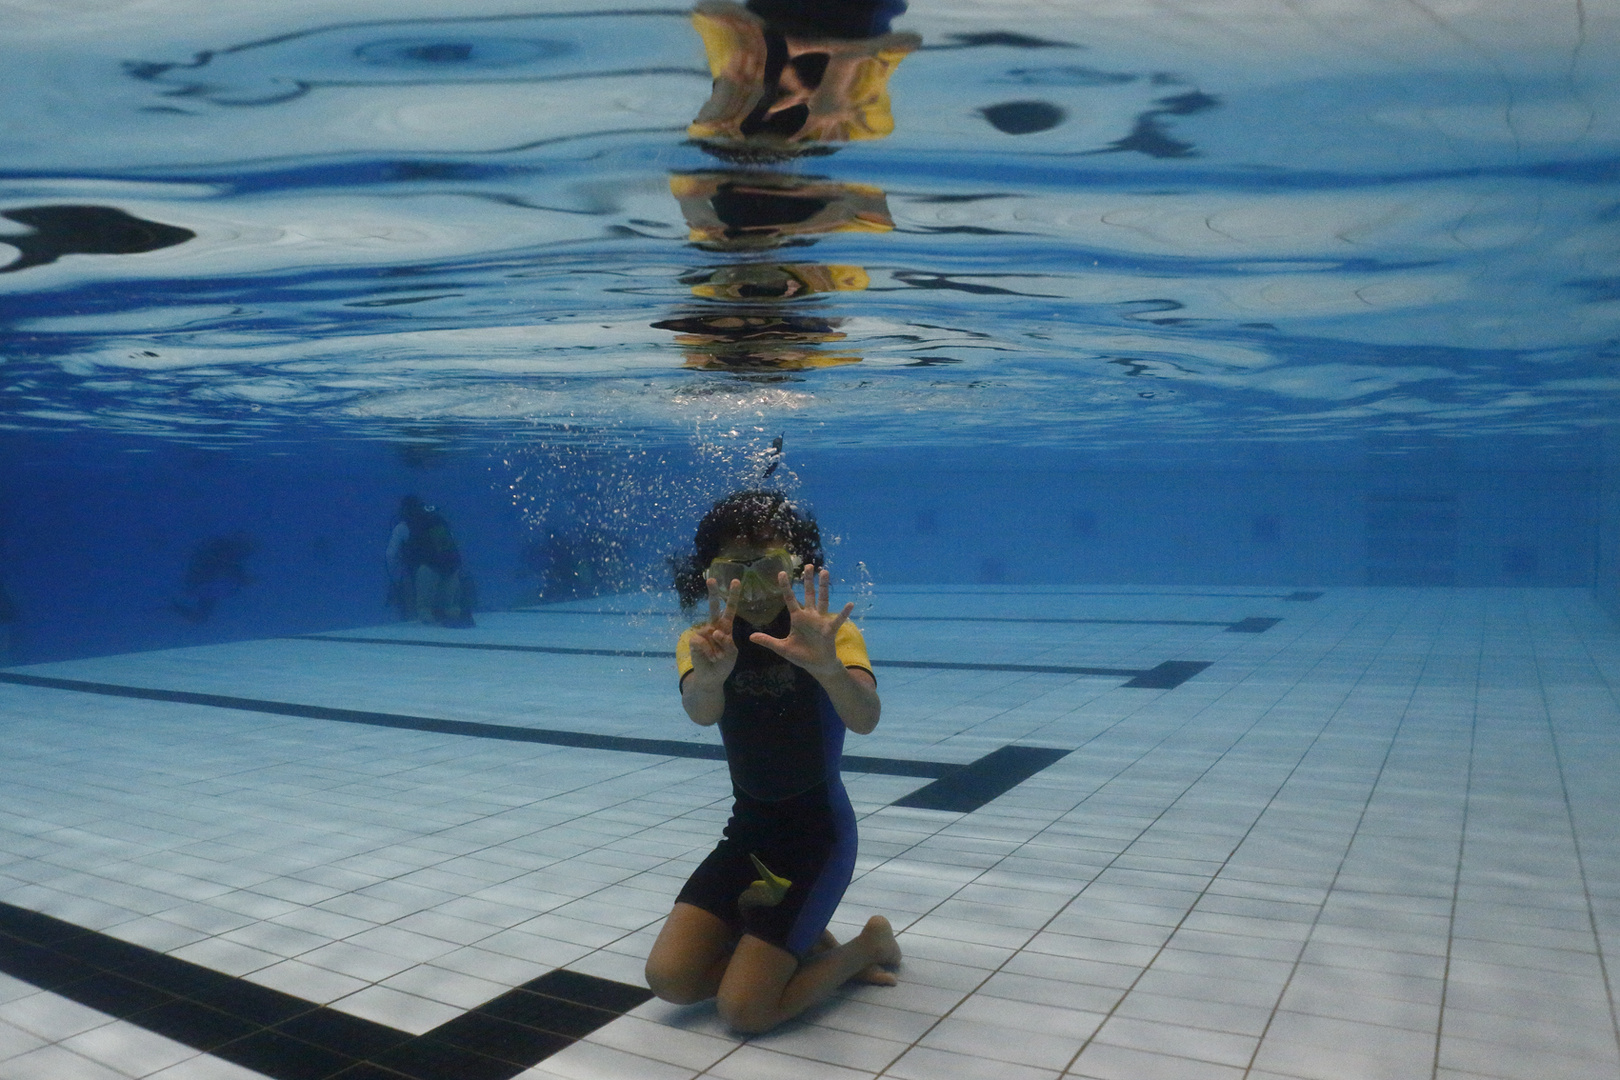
1227, 617, 1282, 633
509, 588, 1325, 611
507, 608, 682, 616
869, 615, 1218, 626
502, 612, 1257, 629
0, 670, 836, 770
874, 658, 1212, 688
287, 635, 673, 659
0, 900, 650, 1080
868, 588, 1323, 601
286, 634, 1213, 685
893, 745, 1071, 812
0, 669, 1056, 784
423, 615, 1251, 627
865, 615, 1233, 627
866, 615, 1280, 633
0, 671, 1096, 815
0, 671, 735, 760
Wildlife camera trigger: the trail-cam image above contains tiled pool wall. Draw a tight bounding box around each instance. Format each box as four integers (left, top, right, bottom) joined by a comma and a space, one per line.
1598, 426, 1620, 624
2, 431, 1612, 666
803, 443, 1600, 591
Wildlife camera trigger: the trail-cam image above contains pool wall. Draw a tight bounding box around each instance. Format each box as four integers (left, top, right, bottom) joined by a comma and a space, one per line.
1597, 426, 1620, 624
3, 431, 1610, 666
800, 444, 1597, 592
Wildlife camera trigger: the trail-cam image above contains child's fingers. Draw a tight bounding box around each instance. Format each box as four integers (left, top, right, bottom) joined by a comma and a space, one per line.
706, 576, 722, 624
817, 567, 831, 614
720, 578, 742, 627
748, 630, 790, 658
779, 569, 801, 611
830, 601, 853, 631
693, 624, 735, 663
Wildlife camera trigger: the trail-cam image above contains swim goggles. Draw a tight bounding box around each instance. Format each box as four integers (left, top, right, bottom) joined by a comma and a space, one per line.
708, 549, 797, 596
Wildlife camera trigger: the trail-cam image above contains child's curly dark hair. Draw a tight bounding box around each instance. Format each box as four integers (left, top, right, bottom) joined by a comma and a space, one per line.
671, 489, 826, 609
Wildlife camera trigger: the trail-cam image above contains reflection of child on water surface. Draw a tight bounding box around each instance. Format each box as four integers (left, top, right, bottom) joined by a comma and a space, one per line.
688, 0, 919, 155
645, 490, 899, 1032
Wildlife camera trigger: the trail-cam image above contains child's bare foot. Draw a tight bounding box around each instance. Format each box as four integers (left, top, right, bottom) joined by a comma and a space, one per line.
853, 916, 900, 985
852, 962, 897, 986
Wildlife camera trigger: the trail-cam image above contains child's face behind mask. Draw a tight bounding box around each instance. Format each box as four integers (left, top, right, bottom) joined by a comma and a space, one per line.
710, 537, 797, 625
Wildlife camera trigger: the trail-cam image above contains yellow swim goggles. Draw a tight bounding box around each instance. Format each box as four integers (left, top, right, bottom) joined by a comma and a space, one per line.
708, 549, 796, 595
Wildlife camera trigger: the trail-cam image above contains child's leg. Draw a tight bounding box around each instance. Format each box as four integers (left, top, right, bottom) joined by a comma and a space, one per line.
809, 928, 901, 985
644, 902, 736, 1005
715, 916, 900, 1034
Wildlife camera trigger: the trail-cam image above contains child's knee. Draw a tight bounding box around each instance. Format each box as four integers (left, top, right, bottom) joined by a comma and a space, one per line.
716, 990, 778, 1034
644, 958, 709, 1005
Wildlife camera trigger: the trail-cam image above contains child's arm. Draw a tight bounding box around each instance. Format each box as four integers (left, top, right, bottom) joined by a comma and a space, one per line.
749, 566, 882, 734
681, 670, 726, 726
681, 576, 742, 726
812, 664, 880, 734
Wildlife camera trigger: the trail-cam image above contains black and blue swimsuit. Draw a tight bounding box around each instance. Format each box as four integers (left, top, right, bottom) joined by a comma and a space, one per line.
675, 609, 872, 957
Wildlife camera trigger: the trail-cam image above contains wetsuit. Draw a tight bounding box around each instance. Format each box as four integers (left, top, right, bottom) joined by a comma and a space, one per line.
675, 611, 872, 957
389, 508, 466, 625
400, 509, 461, 576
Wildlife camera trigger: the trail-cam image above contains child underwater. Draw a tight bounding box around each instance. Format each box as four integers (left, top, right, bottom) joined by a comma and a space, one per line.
644, 489, 900, 1033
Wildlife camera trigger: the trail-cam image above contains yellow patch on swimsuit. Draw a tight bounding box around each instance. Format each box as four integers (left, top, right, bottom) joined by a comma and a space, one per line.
738, 853, 792, 910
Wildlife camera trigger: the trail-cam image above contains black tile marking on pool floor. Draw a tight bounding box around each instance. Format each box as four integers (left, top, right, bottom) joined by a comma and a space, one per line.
290, 635, 674, 659
863, 615, 1279, 632
1120, 660, 1213, 689
0, 899, 650, 1080
0, 672, 1091, 812
0, 670, 737, 760
511, 588, 1327, 612
0, 670, 1055, 782
893, 745, 1073, 812
288, 635, 1213, 686
511, 607, 1305, 626
1226, 617, 1281, 633
875, 658, 1211, 688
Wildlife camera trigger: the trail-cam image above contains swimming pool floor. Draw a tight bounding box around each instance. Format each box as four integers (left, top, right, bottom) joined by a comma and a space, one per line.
0, 586, 1616, 1079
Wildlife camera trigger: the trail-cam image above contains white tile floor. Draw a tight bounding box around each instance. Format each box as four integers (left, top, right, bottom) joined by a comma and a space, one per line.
1, 586, 1617, 1079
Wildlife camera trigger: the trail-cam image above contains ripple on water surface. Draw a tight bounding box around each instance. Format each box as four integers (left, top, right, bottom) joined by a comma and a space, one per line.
0, 0, 1615, 449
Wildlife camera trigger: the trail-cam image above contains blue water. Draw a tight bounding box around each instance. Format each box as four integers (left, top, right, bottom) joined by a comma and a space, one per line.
2, 0, 1618, 663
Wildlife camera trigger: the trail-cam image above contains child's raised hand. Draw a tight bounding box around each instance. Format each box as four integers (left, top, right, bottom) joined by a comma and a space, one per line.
748, 564, 852, 676
687, 574, 742, 686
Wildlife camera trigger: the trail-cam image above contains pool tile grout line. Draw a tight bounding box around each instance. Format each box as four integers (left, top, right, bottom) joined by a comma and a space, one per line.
1532, 609, 1620, 1063
1238, 597, 1441, 1079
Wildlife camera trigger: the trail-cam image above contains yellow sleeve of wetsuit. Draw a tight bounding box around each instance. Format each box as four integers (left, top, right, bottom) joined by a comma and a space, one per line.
836, 620, 873, 679
676, 626, 695, 684
678, 622, 870, 683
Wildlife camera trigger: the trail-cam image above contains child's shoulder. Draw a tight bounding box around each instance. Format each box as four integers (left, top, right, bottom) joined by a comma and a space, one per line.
835, 619, 871, 668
